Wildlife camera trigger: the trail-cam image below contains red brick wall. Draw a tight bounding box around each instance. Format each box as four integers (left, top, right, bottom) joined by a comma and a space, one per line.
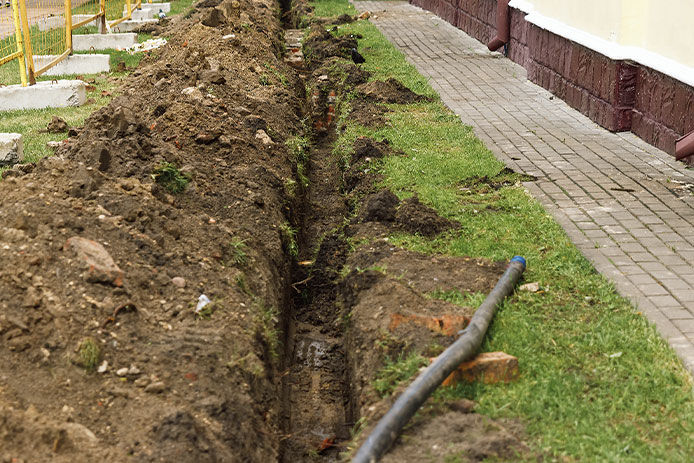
409, 0, 694, 156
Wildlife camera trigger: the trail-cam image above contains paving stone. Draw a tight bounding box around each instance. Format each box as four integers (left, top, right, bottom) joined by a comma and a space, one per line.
356, 0, 694, 375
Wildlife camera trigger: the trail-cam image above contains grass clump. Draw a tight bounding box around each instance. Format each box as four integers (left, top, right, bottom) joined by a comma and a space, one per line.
280, 222, 299, 258
372, 352, 428, 397
152, 162, 190, 194
227, 237, 248, 266
77, 338, 101, 372
253, 300, 281, 360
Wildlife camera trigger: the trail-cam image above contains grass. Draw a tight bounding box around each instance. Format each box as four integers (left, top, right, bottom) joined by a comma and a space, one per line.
77, 337, 101, 372
153, 162, 190, 193
373, 352, 428, 397
314, 0, 694, 461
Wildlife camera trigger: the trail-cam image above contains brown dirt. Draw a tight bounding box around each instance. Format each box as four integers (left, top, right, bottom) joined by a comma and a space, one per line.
382, 410, 530, 462
358, 190, 458, 237
349, 100, 391, 127
0, 1, 531, 461
356, 77, 433, 104
0, 0, 302, 461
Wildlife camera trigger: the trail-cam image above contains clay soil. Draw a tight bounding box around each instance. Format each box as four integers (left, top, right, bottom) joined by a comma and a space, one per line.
0, 1, 529, 462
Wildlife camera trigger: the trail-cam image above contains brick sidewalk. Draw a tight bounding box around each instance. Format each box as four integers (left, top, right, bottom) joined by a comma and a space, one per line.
354, 1, 694, 374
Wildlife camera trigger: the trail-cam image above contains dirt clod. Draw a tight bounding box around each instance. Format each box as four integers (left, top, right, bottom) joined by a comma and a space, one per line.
356, 78, 432, 104
47, 116, 69, 133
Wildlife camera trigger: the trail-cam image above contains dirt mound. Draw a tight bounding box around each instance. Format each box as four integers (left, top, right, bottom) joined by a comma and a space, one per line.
382, 410, 530, 462
0, 0, 304, 461
303, 24, 358, 67
356, 77, 432, 104
349, 100, 391, 127
358, 190, 458, 236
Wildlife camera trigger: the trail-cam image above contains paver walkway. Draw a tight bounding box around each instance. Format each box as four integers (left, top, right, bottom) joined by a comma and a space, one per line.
354, 1, 694, 374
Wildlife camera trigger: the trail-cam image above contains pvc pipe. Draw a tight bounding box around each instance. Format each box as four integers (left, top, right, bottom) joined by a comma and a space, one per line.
351, 256, 526, 463
487, 0, 510, 52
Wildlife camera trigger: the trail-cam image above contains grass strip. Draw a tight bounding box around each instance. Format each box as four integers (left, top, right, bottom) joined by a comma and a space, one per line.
314, 0, 694, 461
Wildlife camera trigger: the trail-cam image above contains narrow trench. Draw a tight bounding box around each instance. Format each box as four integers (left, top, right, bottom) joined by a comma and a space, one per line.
278, 22, 354, 463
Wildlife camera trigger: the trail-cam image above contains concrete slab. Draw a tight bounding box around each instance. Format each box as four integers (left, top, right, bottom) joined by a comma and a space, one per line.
110, 18, 158, 32
72, 14, 100, 28
128, 2, 171, 13
36, 16, 61, 32
33, 54, 110, 76
72, 33, 137, 51
0, 133, 23, 167
128, 8, 157, 20
0, 80, 86, 111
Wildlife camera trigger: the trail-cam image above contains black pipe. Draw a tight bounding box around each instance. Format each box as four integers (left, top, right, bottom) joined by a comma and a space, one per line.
351, 256, 526, 463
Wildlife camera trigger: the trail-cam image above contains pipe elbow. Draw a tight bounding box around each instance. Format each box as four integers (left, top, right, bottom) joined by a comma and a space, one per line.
487, 37, 506, 51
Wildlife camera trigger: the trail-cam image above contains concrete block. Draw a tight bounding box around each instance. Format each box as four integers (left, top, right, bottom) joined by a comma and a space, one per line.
110, 19, 158, 32
72, 33, 137, 51
0, 133, 23, 167
440, 351, 519, 386
33, 54, 110, 76
72, 14, 100, 28
37, 16, 61, 32
128, 2, 171, 13
128, 8, 157, 20
0, 80, 86, 111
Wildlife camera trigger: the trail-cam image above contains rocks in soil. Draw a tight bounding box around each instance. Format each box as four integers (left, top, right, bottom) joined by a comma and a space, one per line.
356, 77, 432, 104
47, 116, 69, 133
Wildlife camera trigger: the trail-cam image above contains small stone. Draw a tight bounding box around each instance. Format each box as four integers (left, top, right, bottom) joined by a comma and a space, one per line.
144, 381, 167, 394
47, 140, 62, 149
0, 133, 23, 166
358, 11, 371, 20
171, 277, 186, 288
116, 367, 129, 377
97, 360, 109, 374
181, 86, 204, 101
65, 237, 124, 287
134, 377, 150, 388
127, 365, 141, 376
255, 129, 273, 145
519, 282, 540, 292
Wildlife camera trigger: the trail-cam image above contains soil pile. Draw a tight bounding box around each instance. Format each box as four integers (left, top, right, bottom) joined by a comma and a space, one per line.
0, 0, 305, 461
356, 77, 432, 104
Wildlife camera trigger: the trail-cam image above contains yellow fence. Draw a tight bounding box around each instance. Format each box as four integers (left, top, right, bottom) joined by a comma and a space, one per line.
0, 0, 148, 86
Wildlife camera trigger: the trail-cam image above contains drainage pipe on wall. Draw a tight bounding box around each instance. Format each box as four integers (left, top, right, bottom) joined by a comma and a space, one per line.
351, 256, 527, 463
487, 0, 511, 52
675, 129, 694, 161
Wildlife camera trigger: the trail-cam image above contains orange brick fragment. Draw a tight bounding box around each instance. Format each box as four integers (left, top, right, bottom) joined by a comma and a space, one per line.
440, 352, 519, 386
388, 313, 470, 336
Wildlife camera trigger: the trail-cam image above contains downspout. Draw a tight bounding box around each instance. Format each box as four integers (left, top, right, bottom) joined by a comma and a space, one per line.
487, 0, 511, 52
675, 129, 694, 161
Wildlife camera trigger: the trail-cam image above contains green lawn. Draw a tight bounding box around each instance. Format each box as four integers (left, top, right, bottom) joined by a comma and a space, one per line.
312, 1, 694, 461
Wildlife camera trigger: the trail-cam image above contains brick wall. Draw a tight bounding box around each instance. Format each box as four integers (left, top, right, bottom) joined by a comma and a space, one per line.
410, 0, 694, 156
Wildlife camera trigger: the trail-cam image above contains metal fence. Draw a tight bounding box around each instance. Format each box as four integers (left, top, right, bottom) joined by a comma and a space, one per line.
0, 0, 147, 86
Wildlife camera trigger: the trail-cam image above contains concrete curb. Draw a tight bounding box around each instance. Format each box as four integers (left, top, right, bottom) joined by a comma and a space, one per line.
72, 33, 137, 51
33, 54, 110, 76
0, 81, 86, 111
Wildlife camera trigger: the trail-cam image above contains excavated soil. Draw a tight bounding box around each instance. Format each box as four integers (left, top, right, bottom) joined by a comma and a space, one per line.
0, 2, 531, 462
